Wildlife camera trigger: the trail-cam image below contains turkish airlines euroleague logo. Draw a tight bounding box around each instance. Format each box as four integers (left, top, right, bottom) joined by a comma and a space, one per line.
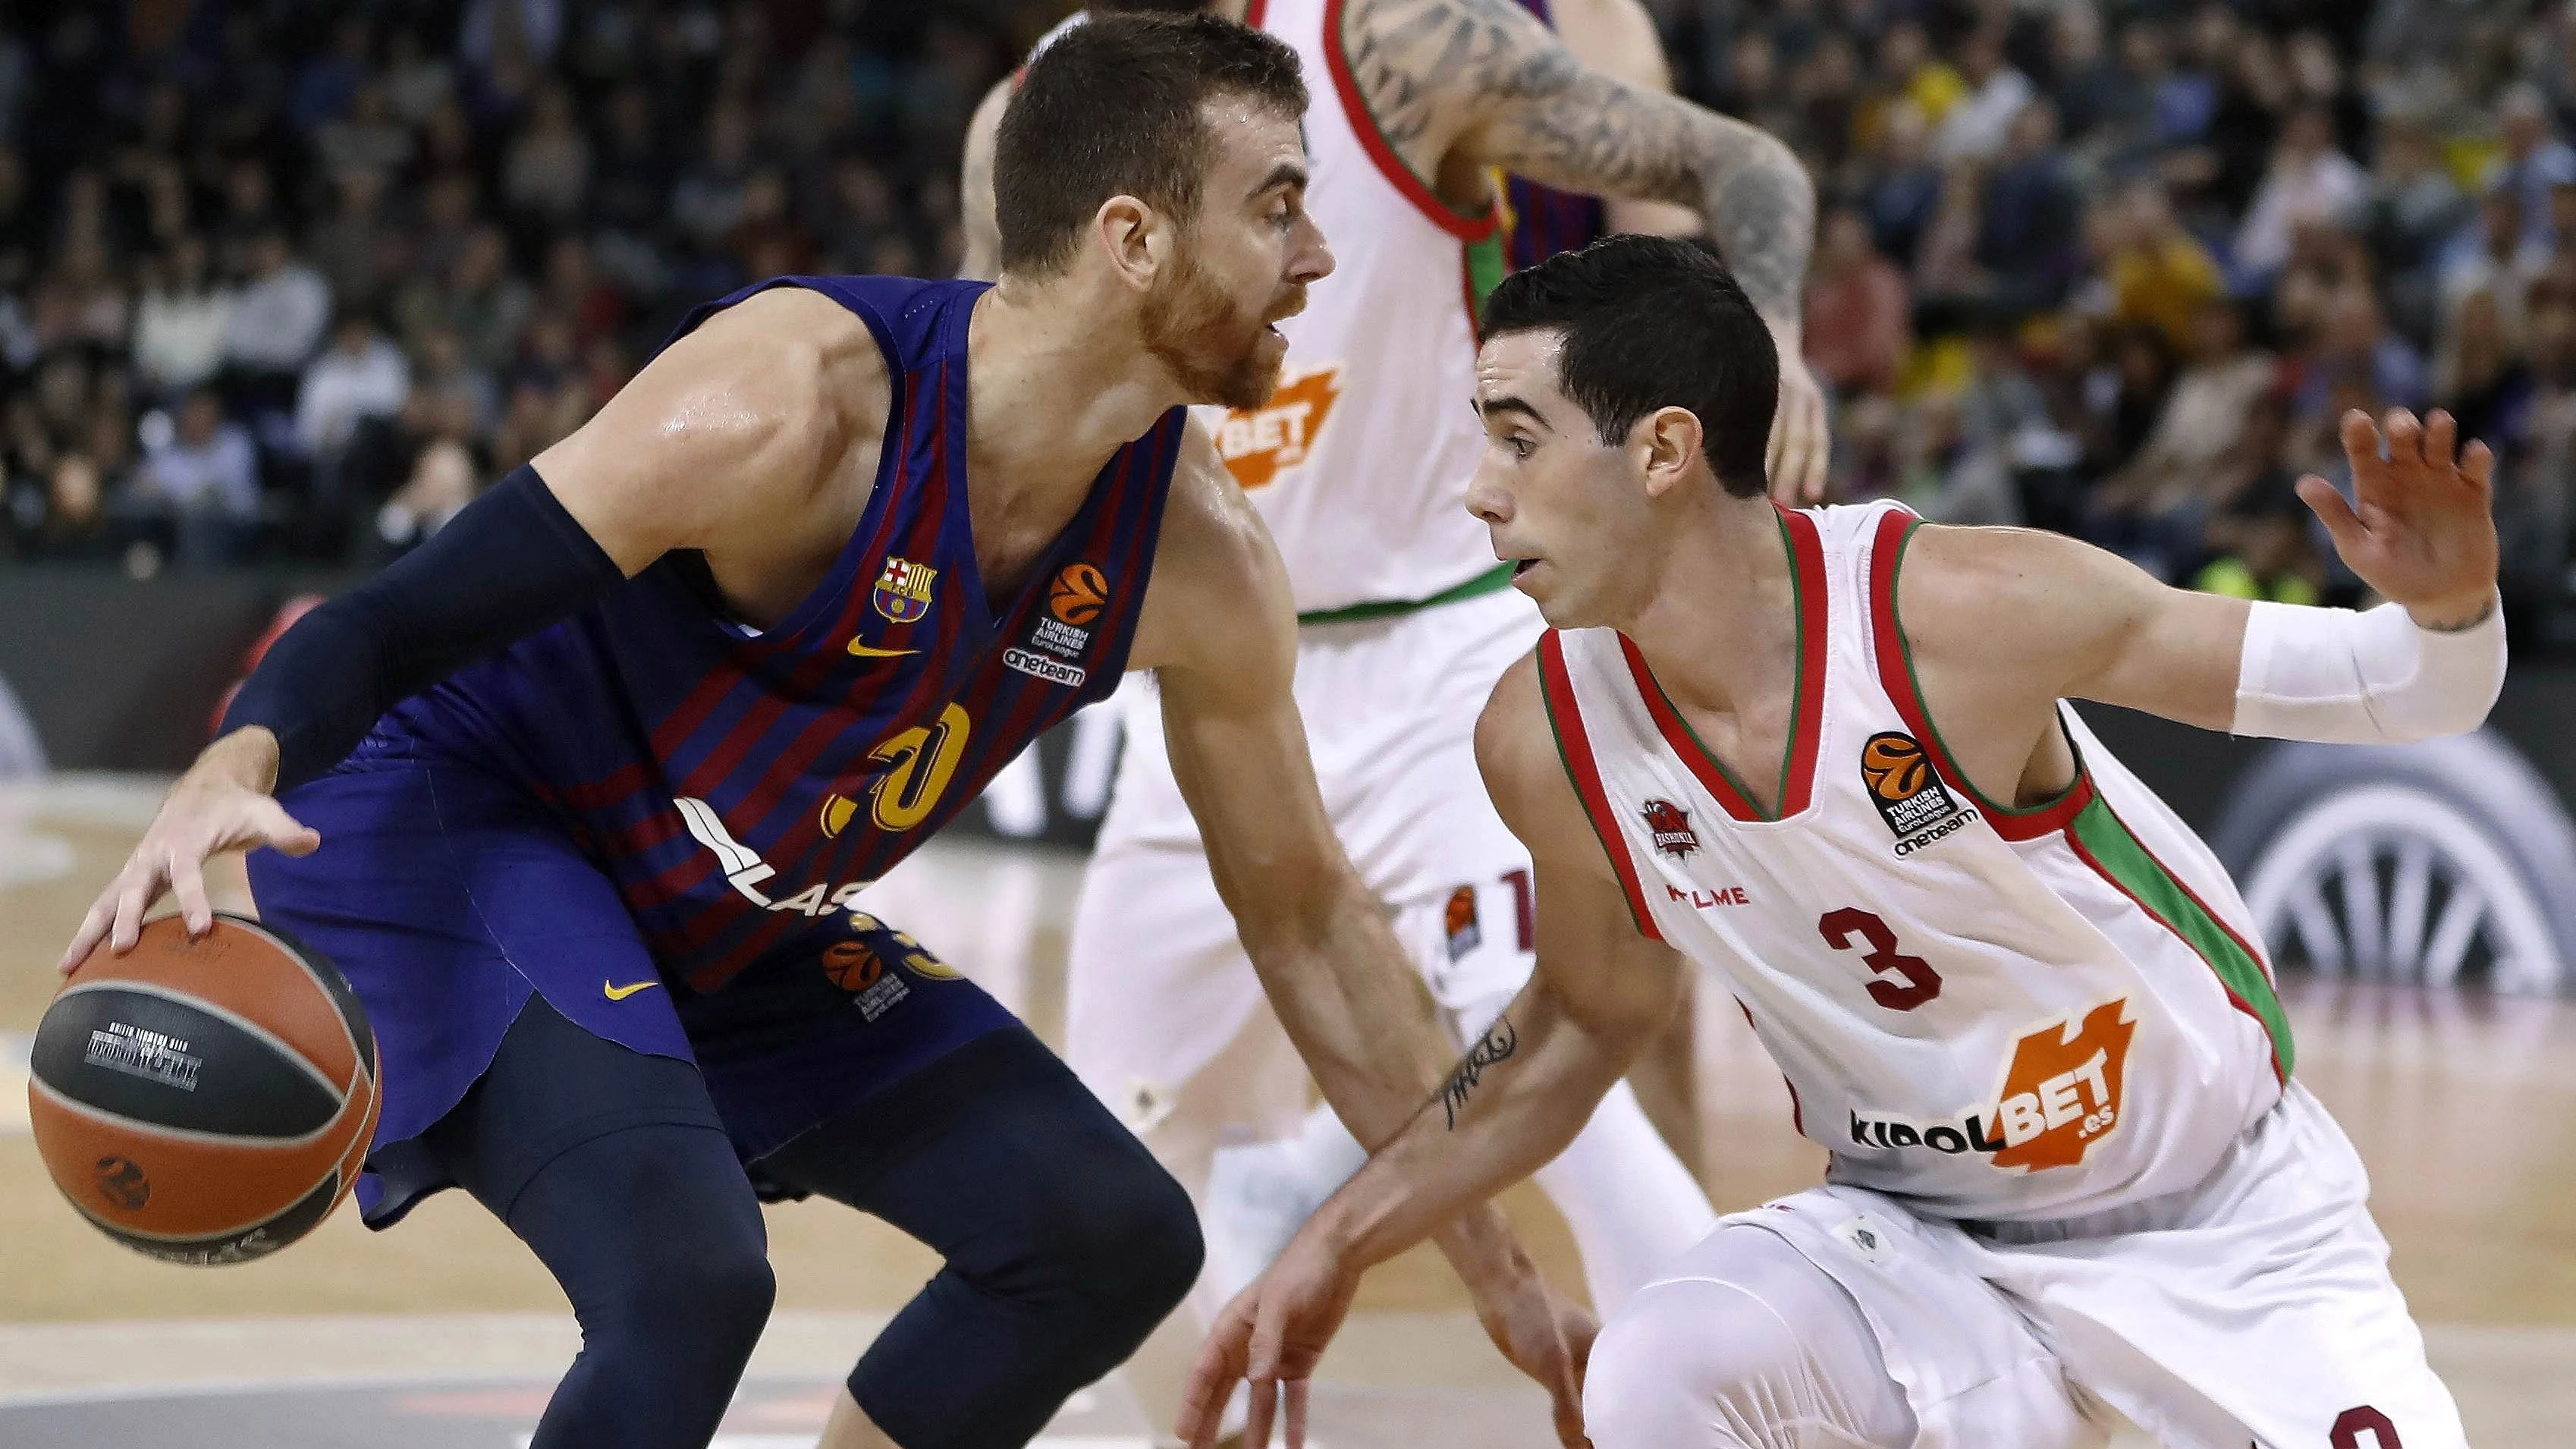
1847, 998, 2136, 1172
1214, 363, 1342, 490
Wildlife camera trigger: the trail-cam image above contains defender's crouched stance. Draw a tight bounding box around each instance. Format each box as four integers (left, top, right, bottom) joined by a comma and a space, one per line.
1186, 237, 2497, 1449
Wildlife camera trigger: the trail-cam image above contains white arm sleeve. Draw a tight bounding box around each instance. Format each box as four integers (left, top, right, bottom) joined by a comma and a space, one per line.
2232, 595, 2507, 743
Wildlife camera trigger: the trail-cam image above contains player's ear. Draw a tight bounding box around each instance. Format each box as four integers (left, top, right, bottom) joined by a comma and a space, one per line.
1095, 194, 1163, 293
1638, 405, 1704, 500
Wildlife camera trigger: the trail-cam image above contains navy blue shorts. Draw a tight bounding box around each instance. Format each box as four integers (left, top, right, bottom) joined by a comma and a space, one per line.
249, 750, 1017, 1224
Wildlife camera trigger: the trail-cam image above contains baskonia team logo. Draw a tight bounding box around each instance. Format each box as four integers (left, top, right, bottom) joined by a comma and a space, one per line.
1641, 798, 1698, 858
1860, 731, 1975, 855
872, 556, 938, 624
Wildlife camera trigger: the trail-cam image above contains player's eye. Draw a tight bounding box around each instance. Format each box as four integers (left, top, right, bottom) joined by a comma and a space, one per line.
1509, 435, 1536, 459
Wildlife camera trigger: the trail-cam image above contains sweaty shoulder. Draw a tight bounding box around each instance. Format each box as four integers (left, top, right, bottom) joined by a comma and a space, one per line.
537, 286, 892, 567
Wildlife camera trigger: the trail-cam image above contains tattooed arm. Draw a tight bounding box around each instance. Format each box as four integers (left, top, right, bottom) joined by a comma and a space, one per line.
1341, 0, 1830, 499
1544, 0, 1701, 239
1179, 655, 1689, 1449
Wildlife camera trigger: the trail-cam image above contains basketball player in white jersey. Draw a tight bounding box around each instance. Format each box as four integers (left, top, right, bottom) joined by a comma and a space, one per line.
1183, 236, 2503, 1449
958, 3, 1824, 1402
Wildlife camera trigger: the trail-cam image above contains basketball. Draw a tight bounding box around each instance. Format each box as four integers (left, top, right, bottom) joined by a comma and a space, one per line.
29, 913, 379, 1267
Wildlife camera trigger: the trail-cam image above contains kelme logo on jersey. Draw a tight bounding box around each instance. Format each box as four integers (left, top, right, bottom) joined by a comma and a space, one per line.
1641, 798, 1699, 858
1444, 885, 1482, 960
1214, 362, 1341, 490
1860, 731, 1976, 855
872, 557, 938, 624
1004, 561, 1112, 687
1847, 998, 2135, 1172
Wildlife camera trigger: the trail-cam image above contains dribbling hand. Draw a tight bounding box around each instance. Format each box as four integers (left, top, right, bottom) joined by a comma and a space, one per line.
59, 728, 320, 975
2302, 408, 2501, 630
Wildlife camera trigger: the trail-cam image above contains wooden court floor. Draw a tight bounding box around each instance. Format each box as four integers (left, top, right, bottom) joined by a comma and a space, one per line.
4, 775, 2573, 1445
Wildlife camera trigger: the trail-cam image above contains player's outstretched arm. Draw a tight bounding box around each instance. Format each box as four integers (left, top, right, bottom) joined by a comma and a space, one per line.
1340, 0, 1827, 499
1903, 407, 2503, 745
1132, 432, 1597, 1441
60, 292, 884, 973
1176, 655, 1686, 1449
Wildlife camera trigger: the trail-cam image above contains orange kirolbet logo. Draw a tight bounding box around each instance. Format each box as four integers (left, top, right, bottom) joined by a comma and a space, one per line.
1215, 363, 1342, 490
1846, 998, 2135, 1172
1987, 1000, 2135, 1171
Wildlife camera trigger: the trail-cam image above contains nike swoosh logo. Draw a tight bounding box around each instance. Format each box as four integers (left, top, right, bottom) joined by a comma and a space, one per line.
602, 979, 661, 1001
847, 641, 919, 658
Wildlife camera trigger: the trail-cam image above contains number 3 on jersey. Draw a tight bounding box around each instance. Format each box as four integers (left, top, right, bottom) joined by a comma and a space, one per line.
1817, 907, 1943, 1011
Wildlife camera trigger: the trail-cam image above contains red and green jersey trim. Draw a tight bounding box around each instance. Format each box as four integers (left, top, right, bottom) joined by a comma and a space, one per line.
1616, 508, 1829, 821
2063, 794, 2294, 1083
1866, 509, 2091, 841
1321, 0, 1501, 244
1536, 633, 1662, 940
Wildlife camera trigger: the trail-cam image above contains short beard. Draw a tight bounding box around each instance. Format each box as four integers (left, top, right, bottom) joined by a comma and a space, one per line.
1141, 247, 1281, 412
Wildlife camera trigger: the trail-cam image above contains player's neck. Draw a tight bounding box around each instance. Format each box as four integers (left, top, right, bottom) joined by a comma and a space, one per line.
966, 279, 1185, 494
1616, 492, 1798, 718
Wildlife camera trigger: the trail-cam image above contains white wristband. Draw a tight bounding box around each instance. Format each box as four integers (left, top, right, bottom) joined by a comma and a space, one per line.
2232, 595, 2505, 744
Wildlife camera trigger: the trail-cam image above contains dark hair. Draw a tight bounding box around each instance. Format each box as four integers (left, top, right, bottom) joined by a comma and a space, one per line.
997, 13, 1307, 277
1481, 235, 1780, 498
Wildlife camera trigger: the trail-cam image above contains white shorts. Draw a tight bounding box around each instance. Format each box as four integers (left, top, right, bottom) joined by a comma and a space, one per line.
1721, 1083, 2464, 1449
1068, 583, 1547, 1117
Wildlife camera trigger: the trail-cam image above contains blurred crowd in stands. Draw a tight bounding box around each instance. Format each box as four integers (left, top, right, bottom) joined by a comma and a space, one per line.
2, 0, 2571, 641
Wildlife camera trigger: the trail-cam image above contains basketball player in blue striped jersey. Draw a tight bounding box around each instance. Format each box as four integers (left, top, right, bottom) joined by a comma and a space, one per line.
58, 17, 1588, 1449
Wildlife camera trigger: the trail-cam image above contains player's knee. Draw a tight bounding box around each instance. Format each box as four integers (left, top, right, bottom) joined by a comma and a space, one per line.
617, 1234, 777, 1350
1059, 1148, 1202, 1334
1585, 1275, 1805, 1449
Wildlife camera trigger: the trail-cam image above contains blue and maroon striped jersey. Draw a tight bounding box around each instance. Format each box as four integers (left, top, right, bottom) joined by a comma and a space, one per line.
1501, 0, 1610, 272
375, 276, 1185, 992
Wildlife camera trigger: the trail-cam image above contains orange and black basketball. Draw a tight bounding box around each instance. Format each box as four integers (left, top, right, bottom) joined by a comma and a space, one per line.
1861, 732, 1931, 801
30, 913, 379, 1266
821, 938, 883, 992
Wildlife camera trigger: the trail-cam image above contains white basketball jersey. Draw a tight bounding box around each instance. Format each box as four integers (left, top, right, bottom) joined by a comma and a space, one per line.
1216, 0, 1509, 614
1538, 501, 2292, 1222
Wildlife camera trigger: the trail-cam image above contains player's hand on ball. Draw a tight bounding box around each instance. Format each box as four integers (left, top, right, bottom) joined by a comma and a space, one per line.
60, 728, 320, 974
1179, 1230, 1358, 1449
2301, 408, 2501, 630
1768, 349, 1831, 506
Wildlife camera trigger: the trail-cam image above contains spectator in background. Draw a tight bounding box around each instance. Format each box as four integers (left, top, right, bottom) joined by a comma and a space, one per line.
223, 229, 331, 403
31, 231, 130, 356
502, 83, 592, 234
2047, 2, 2124, 149
2492, 85, 2576, 256
403, 225, 532, 378
2439, 288, 2530, 450
1935, 27, 2033, 164
2298, 284, 2429, 425
1805, 206, 1909, 398
2093, 297, 2276, 578
289, 17, 372, 135
1896, 388, 2018, 525
2235, 105, 2368, 282
1861, 100, 1943, 266
130, 234, 234, 402
540, 235, 624, 352
296, 312, 410, 493
308, 168, 405, 316
132, 386, 259, 565
1975, 102, 2083, 312
2192, 391, 2323, 605
2367, 120, 2475, 343
316, 80, 414, 178
2496, 262, 2576, 609
2103, 182, 2223, 354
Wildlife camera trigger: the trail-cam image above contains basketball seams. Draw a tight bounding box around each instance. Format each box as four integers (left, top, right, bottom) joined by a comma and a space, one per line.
220, 913, 372, 1081
46, 979, 347, 1108
30, 1073, 354, 1150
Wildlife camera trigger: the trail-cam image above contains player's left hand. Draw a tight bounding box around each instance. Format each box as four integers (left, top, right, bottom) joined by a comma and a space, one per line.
1769, 347, 1830, 506
1176, 1227, 1359, 1449
2301, 408, 2500, 629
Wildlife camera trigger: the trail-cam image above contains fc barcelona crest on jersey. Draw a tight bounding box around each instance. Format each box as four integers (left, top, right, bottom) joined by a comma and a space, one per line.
872, 557, 938, 624
1641, 798, 1699, 858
